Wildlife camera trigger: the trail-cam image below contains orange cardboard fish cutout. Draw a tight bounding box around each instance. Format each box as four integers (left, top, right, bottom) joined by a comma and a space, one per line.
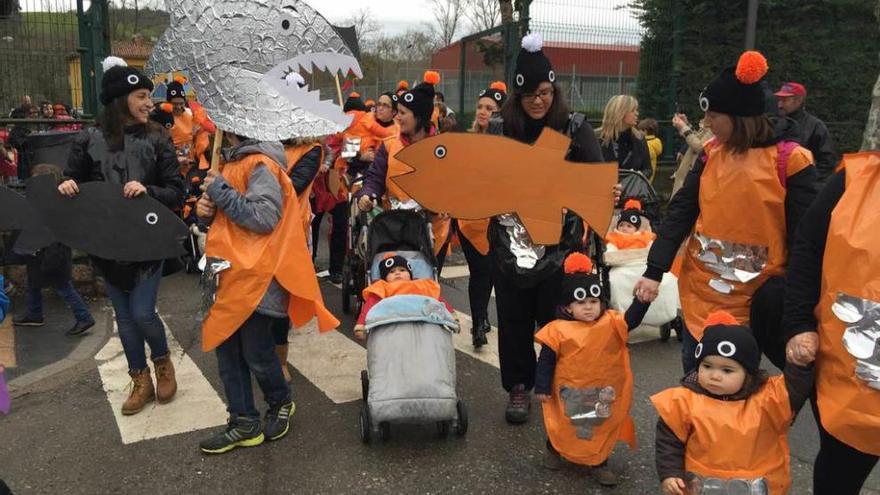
392, 128, 617, 245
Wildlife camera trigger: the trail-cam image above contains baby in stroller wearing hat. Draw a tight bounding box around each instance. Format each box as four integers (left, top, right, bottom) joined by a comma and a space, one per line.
354, 253, 455, 340
605, 199, 680, 332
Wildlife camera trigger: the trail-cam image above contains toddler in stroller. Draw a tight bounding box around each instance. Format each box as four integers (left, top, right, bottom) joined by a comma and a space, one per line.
604, 199, 681, 339
356, 211, 467, 443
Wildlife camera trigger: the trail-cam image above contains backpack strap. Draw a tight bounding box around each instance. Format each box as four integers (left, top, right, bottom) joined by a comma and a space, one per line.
775, 140, 800, 188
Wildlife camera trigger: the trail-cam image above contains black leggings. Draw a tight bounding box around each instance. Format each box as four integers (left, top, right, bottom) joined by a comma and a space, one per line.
749, 276, 788, 370
812, 400, 879, 494
311, 199, 348, 275
436, 228, 493, 321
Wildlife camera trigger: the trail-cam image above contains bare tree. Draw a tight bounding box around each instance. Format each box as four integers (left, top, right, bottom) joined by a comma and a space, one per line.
862, 0, 880, 150
464, 0, 500, 33
343, 7, 381, 52
499, 0, 514, 24
427, 0, 464, 47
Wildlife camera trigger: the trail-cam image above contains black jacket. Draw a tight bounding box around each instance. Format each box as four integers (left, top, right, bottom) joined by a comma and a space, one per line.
489, 113, 605, 287
65, 124, 185, 289
644, 117, 817, 282
599, 128, 652, 176
288, 145, 322, 196
654, 365, 815, 482
788, 107, 837, 183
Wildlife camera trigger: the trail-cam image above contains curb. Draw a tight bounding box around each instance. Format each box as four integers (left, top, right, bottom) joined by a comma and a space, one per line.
7, 306, 111, 396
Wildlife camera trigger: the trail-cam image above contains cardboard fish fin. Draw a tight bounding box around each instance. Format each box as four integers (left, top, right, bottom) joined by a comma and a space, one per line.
533, 127, 572, 154
519, 210, 564, 246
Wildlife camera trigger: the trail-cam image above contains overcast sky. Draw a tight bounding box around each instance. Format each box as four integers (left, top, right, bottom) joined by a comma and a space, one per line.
319, 0, 642, 43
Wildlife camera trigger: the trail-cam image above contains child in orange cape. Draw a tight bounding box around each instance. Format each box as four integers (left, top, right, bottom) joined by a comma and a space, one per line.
354, 253, 454, 340
605, 199, 656, 251
534, 253, 650, 487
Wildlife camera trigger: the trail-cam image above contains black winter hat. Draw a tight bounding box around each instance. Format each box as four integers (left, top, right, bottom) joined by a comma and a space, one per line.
379, 254, 413, 280
166, 75, 187, 101
399, 71, 440, 127
478, 81, 508, 106
560, 253, 603, 305
100, 57, 154, 105
617, 198, 643, 230
513, 33, 555, 93
150, 102, 175, 130
695, 312, 761, 374
700, 51, 769, 117
344, 92, 366, 112
380, 91, 399, 112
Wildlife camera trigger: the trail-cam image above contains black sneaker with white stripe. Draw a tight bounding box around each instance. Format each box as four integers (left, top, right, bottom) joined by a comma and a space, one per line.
263, 401, 295, 441
199, 416, 264, 455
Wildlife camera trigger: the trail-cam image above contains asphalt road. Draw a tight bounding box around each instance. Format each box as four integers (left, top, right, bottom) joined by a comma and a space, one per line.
1, 250, 878, 494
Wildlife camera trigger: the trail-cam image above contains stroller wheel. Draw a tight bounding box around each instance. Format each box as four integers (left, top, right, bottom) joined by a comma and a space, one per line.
659, 323, 672, 342
436, 421, 450, 439
341, 263, 353, 314
379, 421, 391, 442
360, 370, 369, 402
359, 405, 372, 444
455, 400, 468, 437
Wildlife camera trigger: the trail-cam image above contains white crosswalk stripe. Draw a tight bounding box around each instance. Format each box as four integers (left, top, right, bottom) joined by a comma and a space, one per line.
286, 321, 367, 404
94, 315, 227, 445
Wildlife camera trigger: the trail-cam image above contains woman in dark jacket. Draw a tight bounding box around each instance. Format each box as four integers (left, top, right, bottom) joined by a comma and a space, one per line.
59, 58, 185, 416
596, 95, 652, 176
491, 33, 608, 424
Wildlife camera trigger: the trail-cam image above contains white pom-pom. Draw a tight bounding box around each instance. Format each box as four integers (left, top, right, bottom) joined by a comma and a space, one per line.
101, 56, 128, 72
285, 71, 305, 87
521, 33, 543, 53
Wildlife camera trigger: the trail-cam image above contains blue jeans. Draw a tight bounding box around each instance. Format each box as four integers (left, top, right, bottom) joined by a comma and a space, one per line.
216, 312, 291, 419
104, 266, 168, 371
26, 281, 94, 323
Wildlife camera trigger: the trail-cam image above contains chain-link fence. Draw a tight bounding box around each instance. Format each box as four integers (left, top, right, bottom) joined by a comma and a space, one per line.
0, 0, 81, 116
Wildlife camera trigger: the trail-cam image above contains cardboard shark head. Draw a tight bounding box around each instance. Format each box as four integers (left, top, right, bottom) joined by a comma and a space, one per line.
392, 128, 618, 245
147, 0, 363, 141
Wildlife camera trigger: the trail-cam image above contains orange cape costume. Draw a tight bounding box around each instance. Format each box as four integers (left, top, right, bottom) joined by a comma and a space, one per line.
678, 139, 811, 339
534, 313, 636, 465
361, 278, 442, 301
651, 377, 792, 494
201, 152, 339, 351
815, 152, 880, 455
605, 230, 656, 251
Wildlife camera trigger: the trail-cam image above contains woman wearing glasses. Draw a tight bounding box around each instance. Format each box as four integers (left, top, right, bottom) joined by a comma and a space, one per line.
489, 33, 606, 425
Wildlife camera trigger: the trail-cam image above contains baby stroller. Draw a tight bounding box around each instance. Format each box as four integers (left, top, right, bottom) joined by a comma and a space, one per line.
357, 209, 468, 443
340, 173, 373, 315
597, 171, 683, 341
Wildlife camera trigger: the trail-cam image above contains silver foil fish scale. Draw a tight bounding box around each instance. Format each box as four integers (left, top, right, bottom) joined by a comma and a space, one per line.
199, 257, 231, 320
559, 385, 616, 440
686, 473, 769, 495
832, 292, 880, 389
498, 213, 545, 269
693, 233, 769, 293
148, 0, 360, 141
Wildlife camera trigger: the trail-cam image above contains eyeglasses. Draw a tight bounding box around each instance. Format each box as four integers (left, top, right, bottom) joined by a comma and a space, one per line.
523, 88, 554, 101
376, 102, 393, 109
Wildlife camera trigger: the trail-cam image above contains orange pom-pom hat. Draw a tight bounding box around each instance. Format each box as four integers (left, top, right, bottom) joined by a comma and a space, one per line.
397, 80, 409, 91
561, 253, 603, 305
423, 70, 441, 85
479, 80, 508, 104
174, 75, 188, 85
165, 75, 187, 102
159, 102, 173, 113
697, 310, 760, 374
618, 198, 644, 230
379, 254, 412, 280
349, 91, 361, 99
699, 50, 769, 117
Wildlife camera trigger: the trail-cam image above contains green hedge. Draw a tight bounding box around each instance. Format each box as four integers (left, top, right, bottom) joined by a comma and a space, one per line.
630, 0, 878, 153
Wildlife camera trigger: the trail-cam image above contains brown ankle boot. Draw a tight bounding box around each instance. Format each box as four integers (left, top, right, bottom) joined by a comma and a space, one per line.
121, 368, 155, 415
275, 344, 292, 382
153, 354, 178, 404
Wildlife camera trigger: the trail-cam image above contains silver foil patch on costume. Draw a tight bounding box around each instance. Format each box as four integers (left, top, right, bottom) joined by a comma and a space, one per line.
832, 292, 880, 390
147, 0, 363, 141
692, 233, 768, 293
498, 213, 545, 269
559, 385, 615, 440
685, 473, 769, 495
341, 137, 362, 159
199, 257, 231, 319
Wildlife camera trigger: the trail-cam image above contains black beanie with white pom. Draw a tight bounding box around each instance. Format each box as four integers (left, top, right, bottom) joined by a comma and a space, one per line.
513, 33, 555, 93
100, 56, 154, 105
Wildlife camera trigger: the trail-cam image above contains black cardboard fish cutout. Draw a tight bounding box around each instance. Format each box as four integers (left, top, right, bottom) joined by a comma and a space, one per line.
0, 185, 55, 253
25, 175, 188, 262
